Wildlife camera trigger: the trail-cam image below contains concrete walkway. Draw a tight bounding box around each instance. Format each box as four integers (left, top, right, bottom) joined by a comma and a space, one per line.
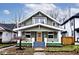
34, 48, 45, 51
34, 52, 45, 55
34, 48, 45, 55
0, 45, 16, 52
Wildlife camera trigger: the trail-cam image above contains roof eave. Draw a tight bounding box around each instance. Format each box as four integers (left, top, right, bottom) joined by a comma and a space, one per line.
13, 23, 65, 31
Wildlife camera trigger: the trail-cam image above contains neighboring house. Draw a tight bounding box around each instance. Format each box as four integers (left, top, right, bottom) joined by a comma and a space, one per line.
61, 13, 79, 45
0, 23, 17, 43
13, 10, 65, 47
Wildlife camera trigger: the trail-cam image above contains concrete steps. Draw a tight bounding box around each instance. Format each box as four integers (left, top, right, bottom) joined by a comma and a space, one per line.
34, 48, 45, 52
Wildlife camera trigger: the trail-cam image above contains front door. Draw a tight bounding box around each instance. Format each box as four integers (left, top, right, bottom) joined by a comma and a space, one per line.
34, 32, 45, 48
37, 32, 42, 42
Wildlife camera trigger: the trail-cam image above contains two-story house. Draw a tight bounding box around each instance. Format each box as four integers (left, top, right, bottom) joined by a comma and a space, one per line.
61, 13, 79, 45
13, 10, 65, 47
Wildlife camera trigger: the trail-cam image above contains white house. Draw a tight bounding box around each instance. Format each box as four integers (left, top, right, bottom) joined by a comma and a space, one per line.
0, 23, 17, 43
13, 10, 65, 47
61, 13, 79, 45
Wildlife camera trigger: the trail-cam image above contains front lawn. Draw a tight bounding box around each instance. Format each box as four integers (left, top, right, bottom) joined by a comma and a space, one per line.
45, 45, 79, 52
0, 43, 16, 48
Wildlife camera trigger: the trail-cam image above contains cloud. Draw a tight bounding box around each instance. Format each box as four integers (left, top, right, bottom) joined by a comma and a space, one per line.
24, 3, 57, 11
70, 8, 79, 16
24, 3, 65, 22
24, 4, 79, 22
3, 10, 10, 15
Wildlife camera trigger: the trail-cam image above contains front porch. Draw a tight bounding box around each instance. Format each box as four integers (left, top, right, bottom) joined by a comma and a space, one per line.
16, 31, 62, 47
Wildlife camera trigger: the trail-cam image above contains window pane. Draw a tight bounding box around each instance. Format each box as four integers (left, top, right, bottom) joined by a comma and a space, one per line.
40, 19, 45, 24
26, 35, 30, 38
48, 35, 53, 38
54, 34, 57, 38
35, 19, 39, 23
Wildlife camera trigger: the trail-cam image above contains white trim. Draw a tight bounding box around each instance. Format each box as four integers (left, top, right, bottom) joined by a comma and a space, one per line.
19, 10, 60, 24
18, 31, 22, 37
13, 23, 66, 31
58, 31, 61, 43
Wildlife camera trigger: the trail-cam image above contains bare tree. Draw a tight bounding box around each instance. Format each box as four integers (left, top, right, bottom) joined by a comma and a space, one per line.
47, 8, 60, 19
12, 8, 25, 28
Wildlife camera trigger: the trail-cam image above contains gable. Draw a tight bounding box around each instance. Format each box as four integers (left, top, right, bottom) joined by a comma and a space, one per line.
19, 10, 60, 24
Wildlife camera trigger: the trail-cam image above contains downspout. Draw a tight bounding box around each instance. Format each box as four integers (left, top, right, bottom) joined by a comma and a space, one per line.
74, 18, 75, 44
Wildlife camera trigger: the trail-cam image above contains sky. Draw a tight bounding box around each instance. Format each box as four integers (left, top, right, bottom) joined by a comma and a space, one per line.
0, 3, 79, 23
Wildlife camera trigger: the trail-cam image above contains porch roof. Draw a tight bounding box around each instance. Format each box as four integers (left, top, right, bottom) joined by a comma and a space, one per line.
13, 23, 66, 31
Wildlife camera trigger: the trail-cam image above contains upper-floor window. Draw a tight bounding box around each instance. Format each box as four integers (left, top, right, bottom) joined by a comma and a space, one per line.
32, 17, 47, 24
52, 22, 56, 26
70, 20, 74, 26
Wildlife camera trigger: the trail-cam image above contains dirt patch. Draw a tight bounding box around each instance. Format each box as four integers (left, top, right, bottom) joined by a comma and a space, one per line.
0, 47, 34, 55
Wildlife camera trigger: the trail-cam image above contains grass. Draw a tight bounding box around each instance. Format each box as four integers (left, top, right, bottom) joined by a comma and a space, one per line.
45, 45, 79, 52
0, 43, 16, 48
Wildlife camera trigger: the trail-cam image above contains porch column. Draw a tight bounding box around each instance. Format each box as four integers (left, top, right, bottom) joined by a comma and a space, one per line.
58, 31, 62, 43
18, 31, 22, 37
17, 31, 22, 43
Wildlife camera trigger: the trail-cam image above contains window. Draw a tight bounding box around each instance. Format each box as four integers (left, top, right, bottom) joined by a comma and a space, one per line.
32, 17, 47, 24
40, 18, 45, 24
54, 33, 57, 38
53, 22, 55, 26
26, 35, 30, 38
34, 17, 39, 24
25, 32, 31, 38
48, 32, 57, 38
70, 20, 74, 26
48, 32, 54, 38
0, 32, 2, 37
